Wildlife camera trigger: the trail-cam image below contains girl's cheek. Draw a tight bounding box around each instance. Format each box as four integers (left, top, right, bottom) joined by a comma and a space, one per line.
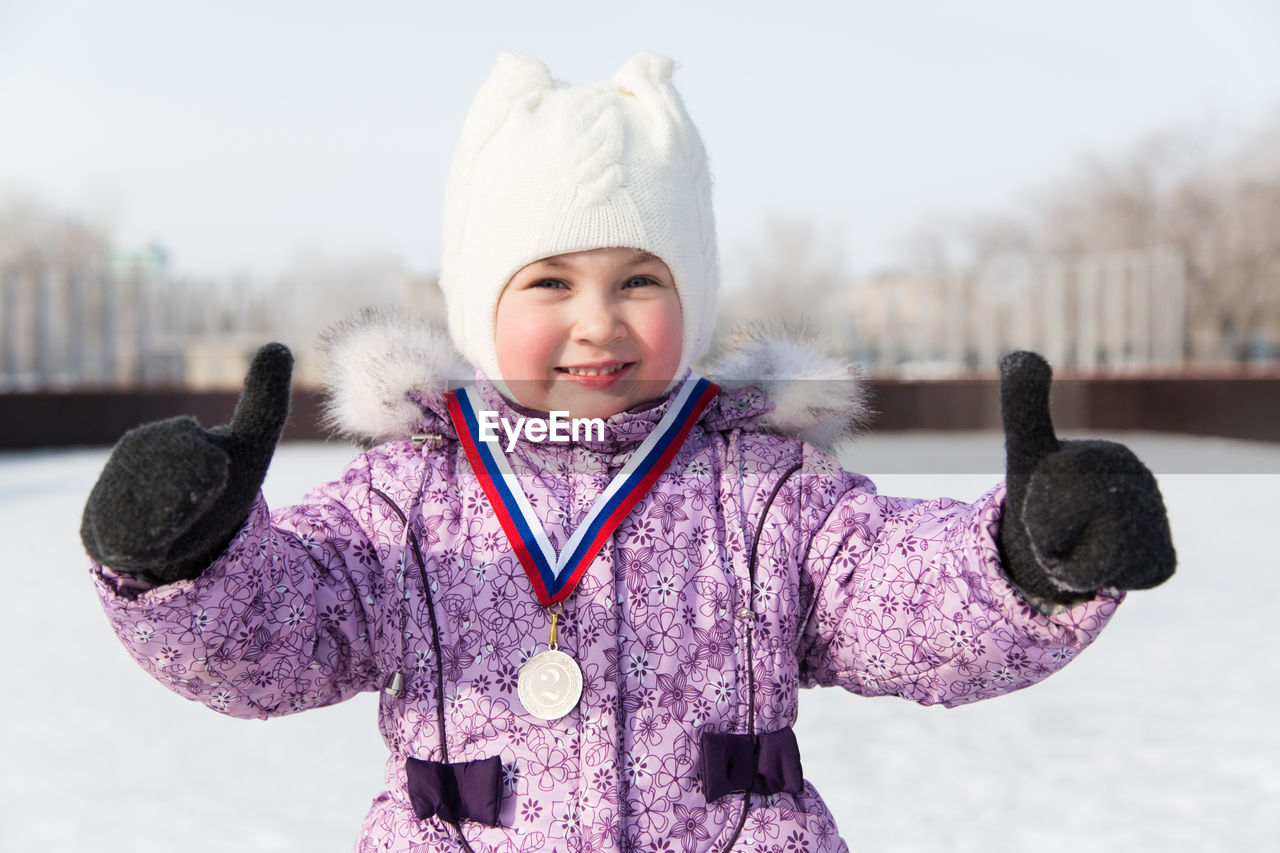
663, 310, 683, 350
495, 299, 546, 379
647, 300, 684, 369
501, 337, 550, 380
509, 321, 573, 382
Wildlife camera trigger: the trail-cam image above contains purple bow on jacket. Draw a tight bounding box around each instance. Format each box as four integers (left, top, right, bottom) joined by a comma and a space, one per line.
699, 727, 805, 802
405, 755, 503, 827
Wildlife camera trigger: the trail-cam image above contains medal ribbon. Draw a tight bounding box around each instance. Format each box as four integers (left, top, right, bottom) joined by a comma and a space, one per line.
446, 375, 719, 606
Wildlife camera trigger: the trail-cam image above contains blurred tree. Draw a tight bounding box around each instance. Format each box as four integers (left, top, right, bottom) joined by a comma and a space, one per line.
903, 112, 1280, 365
0, 192, 115, 387
718, 218, 850, 352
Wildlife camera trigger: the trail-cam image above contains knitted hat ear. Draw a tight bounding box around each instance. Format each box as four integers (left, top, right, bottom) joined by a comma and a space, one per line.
611, 52, 719, 367
612, 52, 675, 88
480, 50, 553, 107
457, 53, 551, 157
444, 53, 551, 216
611, 53, 689, 153
446, 52, 552, 201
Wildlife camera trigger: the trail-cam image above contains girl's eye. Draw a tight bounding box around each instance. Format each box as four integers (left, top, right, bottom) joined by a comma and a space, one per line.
530, 278, 568, 289
623, 276, 658, 289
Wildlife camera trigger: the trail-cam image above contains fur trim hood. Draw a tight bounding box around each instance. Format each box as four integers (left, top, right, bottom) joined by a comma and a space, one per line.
320, 309, 870, 451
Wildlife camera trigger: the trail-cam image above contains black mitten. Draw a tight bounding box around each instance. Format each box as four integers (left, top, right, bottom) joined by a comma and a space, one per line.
81, 343, 293, 586
997, 351, 1176, 609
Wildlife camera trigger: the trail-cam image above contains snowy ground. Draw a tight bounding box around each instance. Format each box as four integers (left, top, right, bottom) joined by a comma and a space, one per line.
2, 433, 1277, 852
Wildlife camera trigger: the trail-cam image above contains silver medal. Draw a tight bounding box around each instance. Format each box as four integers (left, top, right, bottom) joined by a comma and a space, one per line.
518, 649, 582, 721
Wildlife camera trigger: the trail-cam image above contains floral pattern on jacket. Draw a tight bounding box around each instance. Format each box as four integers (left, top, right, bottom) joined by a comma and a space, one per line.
91, 380, 1121, 852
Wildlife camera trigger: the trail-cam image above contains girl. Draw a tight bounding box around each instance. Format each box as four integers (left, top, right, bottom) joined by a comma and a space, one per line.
82, 52, 1174, 852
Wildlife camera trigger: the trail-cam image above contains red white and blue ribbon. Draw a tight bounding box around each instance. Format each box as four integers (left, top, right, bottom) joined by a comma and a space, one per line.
446, 376, 719, 606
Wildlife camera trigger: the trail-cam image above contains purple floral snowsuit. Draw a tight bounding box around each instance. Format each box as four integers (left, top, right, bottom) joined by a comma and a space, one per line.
91, 379, 1120, 852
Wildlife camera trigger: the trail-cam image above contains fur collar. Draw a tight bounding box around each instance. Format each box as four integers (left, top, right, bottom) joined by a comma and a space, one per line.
320, 308, 870, 451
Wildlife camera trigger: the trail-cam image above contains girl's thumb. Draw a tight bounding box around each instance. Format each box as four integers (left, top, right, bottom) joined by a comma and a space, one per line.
999, 350, 1060, 478
223, 343, 294, 446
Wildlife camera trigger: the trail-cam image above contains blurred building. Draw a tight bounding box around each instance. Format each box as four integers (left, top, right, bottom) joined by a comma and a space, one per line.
1, 238, 1272, 390
0, 249, 445, 391
843, 248, 1191, 374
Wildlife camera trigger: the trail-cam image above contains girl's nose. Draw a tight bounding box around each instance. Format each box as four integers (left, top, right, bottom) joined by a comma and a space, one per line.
572, 294, 626, 345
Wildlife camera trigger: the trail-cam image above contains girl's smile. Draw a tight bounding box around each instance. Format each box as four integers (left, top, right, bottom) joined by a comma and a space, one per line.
495, 247, 684, 420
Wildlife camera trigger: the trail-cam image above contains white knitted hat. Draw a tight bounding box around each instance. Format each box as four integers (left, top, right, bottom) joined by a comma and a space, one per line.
439, 51, 719, 392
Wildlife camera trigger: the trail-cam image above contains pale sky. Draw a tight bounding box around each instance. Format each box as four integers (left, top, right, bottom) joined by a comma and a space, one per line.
2, 0, 1277, 284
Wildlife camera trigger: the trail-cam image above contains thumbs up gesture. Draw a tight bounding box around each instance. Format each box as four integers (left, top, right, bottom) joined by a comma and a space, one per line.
996, 351, 1175, 609
81, 344, 294, 586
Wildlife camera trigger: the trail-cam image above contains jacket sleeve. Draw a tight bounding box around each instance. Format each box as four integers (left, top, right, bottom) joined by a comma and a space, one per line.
88, 452, 394, 720
795, 447, 1122, 708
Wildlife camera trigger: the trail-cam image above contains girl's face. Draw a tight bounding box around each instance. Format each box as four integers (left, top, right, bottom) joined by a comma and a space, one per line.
495, 247, 683, 420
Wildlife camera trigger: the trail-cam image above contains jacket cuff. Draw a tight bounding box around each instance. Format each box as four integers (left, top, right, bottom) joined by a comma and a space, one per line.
984, 480, 1124, 627
89, 493, 268, 606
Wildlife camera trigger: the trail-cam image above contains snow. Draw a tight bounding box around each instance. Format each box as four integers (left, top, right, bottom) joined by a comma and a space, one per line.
2, 434, 1277, 852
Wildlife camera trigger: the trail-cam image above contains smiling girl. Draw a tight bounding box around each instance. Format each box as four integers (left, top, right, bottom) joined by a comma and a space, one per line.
81, 52, 1173, 852
495, 248, 683, 420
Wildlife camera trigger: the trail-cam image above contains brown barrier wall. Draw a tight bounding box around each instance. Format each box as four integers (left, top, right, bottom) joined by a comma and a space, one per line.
864, 375, 1280, 442
1, 375, 1277, 448
0, 390, 329, 449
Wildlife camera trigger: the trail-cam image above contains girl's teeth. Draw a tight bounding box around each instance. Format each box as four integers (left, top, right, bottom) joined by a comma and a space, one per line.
564, 364, 625, 377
